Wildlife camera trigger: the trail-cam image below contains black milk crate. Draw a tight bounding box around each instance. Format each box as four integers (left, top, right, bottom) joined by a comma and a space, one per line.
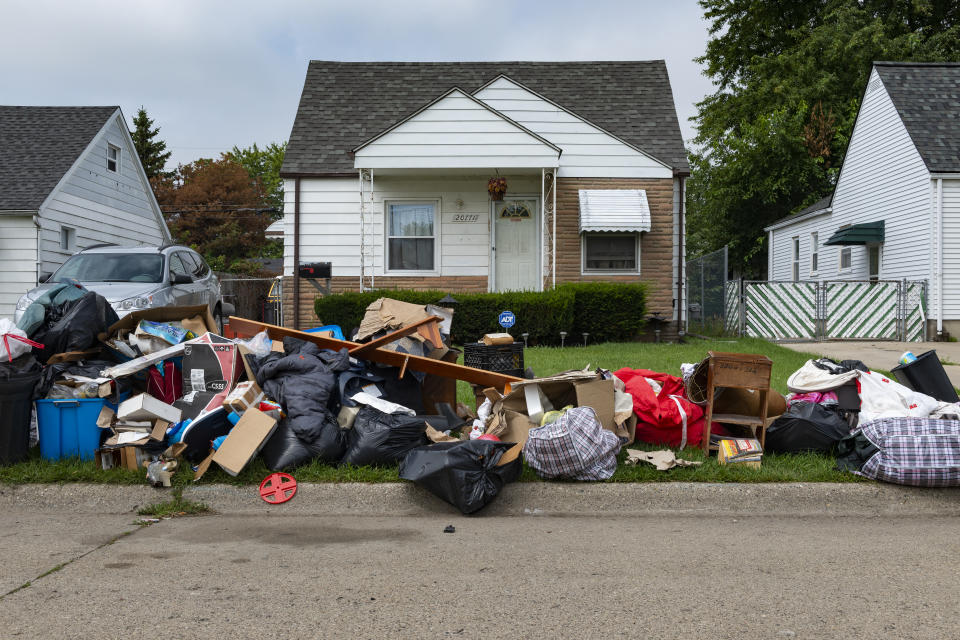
463, 342, 524, 377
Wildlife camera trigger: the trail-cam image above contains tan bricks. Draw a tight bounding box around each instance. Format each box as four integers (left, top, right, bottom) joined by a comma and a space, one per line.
553, 177, 677, 318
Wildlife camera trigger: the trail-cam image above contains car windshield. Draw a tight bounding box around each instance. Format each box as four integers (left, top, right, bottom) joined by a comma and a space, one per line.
53, 253, 164, 283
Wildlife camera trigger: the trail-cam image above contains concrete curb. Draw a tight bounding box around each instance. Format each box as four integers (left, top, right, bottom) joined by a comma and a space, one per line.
2, 482, 959, 517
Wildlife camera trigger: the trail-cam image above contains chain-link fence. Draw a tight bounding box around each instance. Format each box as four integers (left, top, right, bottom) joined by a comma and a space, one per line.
685, 246, 732, 336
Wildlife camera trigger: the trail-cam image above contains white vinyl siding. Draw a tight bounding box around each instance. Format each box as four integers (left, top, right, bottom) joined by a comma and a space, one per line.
828, 69, 931, 283
767, 69, 934, 301
939, 179, 960, 318
474, 77, 673, 179
284, 175, 541, 279
354, 90, 559, 170
37, 114, 167, 275
0, 215, 38, 316
768, 212, 830, 281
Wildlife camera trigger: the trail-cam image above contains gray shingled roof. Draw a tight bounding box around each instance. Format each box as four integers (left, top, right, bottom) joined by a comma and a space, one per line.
875, 62, 960, 174
282, 61, 689, 176
763, 194, 832, 231
0, 106, 117, 210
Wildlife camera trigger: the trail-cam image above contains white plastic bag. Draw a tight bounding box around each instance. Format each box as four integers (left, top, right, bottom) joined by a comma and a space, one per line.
0, 318, 31, 361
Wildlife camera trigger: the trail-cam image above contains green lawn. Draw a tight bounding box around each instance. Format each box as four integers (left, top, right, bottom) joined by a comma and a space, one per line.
0, 338, 862, 485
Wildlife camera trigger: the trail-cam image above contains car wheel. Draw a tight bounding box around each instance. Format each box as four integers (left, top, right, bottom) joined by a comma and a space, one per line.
214, 305, 224, 335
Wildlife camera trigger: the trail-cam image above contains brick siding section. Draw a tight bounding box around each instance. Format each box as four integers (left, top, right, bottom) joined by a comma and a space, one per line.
554, 177, 676, 319
281, 275, 487, 328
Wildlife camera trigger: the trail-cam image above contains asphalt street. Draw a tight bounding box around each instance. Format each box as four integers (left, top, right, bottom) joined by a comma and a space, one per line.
2, 509, 958, 639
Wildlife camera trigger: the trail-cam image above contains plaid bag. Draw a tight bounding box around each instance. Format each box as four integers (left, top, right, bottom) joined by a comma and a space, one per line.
839, 417, 960, 487
523, 406, 621, 481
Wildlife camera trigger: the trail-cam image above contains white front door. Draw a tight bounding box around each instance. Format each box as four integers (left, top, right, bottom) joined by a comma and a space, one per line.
493, 198, 539, 291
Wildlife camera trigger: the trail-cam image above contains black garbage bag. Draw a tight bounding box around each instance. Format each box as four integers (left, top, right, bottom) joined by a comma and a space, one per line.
32, 292, 118, 361
765, 402, 852, 454
399, 440, 522, 514
261, 415, 347, 470
0, 354, 43, 465
341, 405, 429, 466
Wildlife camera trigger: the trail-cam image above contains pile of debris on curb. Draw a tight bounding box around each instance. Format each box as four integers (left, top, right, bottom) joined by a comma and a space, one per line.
3, 292, 960, 515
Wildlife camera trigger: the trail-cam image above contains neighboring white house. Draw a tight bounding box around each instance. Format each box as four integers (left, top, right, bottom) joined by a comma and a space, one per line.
765, 62, 960, 337
0, 106, 170, 318
279, 61, 690, 332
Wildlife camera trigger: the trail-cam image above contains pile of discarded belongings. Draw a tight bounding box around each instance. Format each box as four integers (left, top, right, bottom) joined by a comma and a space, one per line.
767, 355, 960, 487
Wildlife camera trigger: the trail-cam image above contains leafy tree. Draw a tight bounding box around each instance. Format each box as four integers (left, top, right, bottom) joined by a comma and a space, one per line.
224, 142, 286, 217
130, 107, 172, 179
152, 157, 273, 273
689, 0, 960, 276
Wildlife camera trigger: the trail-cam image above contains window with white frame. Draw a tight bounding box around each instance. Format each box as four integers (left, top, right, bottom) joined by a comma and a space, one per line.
582, 233, 639, 272
386, 201, 437, 272
107, 144, 120, 173
810, 232, 819, 274
840, 247, 852, 270
792, 236, 800, 281
60, 226, 76, 252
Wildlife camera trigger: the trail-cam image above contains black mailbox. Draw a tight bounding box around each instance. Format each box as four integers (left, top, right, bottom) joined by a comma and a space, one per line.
298, 262, 332, 279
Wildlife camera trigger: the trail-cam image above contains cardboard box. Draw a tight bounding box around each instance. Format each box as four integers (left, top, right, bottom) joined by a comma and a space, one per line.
95, 446, 152, 471
101, 304, 217, 342
223, 380, 264, 413
211, 408, 278, 476
486, 371, 633, 447
182, 333, 241, 394
118, 393, 182, 424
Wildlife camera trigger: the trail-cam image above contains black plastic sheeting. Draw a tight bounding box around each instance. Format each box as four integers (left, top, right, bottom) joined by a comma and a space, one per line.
765, 402, 852, 454
399, 440, 522, 514
341, 406, 428, 467
32, 292, 118, 361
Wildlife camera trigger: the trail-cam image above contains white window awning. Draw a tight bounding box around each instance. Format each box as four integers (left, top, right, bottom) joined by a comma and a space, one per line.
578, 189, 650, 232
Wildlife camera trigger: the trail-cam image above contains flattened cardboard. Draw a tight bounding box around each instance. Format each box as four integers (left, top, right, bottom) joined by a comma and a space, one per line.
193, 450, 216, 481
150, 420, 170, 441
118, 393, 182, 424
270, 340, 284, 352
211, 408, 278, 476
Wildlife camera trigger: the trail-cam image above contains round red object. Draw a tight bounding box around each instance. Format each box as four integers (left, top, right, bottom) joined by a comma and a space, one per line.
259, 472, 297, 505
477, 433, 501, 441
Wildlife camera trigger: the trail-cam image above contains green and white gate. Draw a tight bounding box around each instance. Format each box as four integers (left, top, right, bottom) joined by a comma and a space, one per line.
743, 281, 817, 340
737, 279, 927, 342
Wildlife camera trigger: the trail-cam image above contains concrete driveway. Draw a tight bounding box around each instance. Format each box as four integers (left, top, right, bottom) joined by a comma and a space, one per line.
780, 341, 960, 388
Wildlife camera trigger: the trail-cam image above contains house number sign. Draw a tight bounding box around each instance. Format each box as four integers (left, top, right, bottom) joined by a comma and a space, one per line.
450, 214, 479, 223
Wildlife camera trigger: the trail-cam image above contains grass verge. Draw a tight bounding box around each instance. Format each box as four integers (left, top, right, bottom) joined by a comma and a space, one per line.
0, 337, 860, 485
136, 487, 210, 517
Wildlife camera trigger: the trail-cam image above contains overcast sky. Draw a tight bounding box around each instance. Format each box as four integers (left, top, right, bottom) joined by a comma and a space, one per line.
1, 0, 715, 169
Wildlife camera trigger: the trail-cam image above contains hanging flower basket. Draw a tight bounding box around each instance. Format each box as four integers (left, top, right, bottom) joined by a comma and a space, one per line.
488, 177, 507, 201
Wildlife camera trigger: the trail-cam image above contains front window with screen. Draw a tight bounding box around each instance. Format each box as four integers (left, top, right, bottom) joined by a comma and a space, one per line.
583, 233, 638, 271
387, 202, 436, 271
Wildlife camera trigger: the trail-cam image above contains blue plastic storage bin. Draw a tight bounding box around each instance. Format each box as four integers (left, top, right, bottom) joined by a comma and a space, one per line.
35, 393, 128, 461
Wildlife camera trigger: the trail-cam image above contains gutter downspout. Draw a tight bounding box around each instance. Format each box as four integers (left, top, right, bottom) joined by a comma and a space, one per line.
293, 177, 301, 330
552, 170, 557, 290
937, 177, 944, 337
33, 214, 41, 284
677, 176, 685, 337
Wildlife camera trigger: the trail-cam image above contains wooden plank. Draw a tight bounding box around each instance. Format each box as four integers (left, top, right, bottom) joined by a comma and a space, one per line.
347, 316, 442, 357
228, 316, 521, 390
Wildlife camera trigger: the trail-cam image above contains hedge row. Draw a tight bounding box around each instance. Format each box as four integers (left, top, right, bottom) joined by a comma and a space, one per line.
313, 282, 647, 345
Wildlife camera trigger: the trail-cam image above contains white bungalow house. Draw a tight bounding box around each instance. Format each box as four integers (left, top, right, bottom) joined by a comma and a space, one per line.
765, 62, 960, 338
0, 106, 170, 317
278, 61, 690, 332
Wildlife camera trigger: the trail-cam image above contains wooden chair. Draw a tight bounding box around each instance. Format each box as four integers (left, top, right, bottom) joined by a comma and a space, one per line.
702, 351, 773, 453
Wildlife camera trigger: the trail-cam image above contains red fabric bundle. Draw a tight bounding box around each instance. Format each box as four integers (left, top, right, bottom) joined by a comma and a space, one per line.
614, 368, 706, 449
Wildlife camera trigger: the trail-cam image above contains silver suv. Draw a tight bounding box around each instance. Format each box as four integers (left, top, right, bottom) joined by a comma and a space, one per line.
13, 244, 226, 330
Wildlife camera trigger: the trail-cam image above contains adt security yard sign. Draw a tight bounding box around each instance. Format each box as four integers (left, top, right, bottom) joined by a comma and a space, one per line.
498, 310, 516, 329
